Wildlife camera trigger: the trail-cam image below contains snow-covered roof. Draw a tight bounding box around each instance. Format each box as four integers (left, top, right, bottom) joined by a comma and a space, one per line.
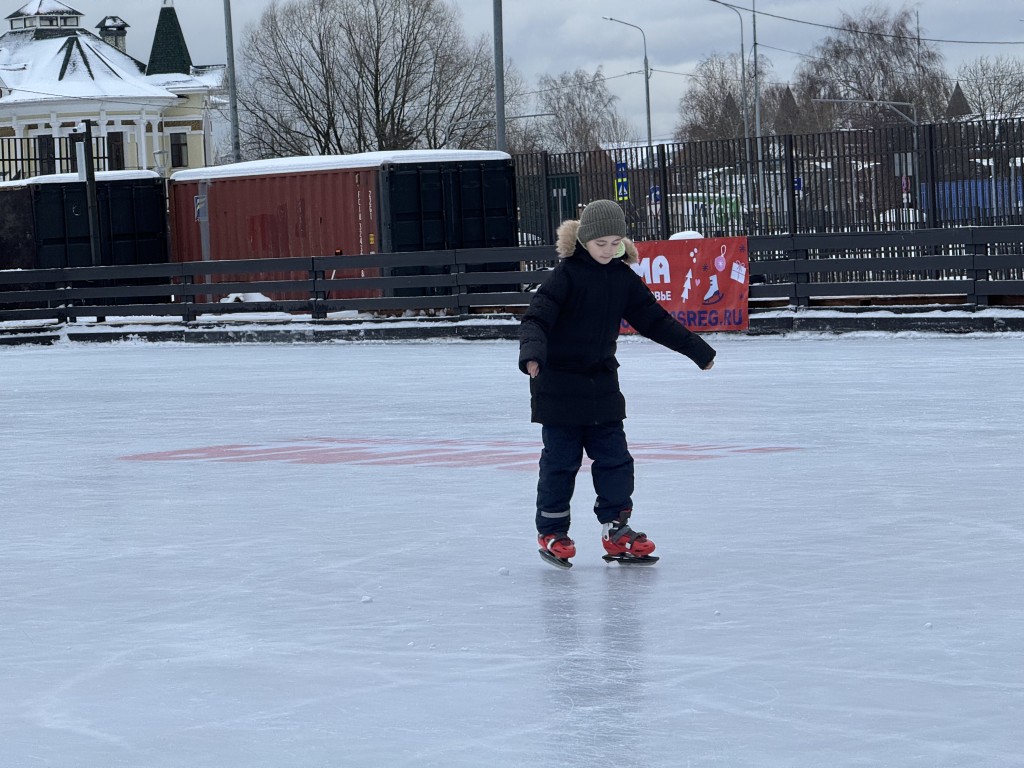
0, 29, 177, 103
0, 169, 159, 188
170, 150, 513, 182
0, 2, 221, 110
95, 15, 128, 31
148, 65, 224, 94
6, 1, 81, 20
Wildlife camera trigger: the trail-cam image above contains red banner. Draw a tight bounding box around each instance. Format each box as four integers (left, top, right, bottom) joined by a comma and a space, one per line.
623, 237, 749, 333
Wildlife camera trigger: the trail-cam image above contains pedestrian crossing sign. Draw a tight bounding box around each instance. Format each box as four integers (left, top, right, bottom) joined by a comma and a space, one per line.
615, 162, 629, 201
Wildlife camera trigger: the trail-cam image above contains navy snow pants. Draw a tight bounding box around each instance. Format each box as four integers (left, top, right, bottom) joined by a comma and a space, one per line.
535, 421, 634, 535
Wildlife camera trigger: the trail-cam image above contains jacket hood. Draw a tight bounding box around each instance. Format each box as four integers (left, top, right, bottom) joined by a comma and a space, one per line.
555, 219, 639, 264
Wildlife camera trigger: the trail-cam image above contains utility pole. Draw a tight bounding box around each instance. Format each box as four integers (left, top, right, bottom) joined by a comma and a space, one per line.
750, 0, 765, 231
75, 121, 105, 322
752, 0, 761, 139
76, 121, 102, 269
223, 0, 241, 162
493, 0, 507, 152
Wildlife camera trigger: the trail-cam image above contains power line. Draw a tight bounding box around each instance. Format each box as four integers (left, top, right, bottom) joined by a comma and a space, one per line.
757, 43, 1024, 88
519, 69, 644, 98
714, 1, 1024, 46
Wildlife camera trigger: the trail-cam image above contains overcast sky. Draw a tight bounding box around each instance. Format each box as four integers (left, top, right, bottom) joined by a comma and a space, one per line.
42, 0, 1024, 142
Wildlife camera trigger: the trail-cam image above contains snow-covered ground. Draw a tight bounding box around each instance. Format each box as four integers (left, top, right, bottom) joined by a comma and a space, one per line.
2, 334, 1023, 767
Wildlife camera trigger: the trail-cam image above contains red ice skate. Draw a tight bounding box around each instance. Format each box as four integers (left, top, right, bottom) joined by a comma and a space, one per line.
538, 533, 576, 569
601, 511, 659, 565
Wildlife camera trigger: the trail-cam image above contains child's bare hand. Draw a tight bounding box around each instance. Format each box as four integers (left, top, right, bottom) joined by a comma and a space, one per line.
527, 360, 540, 378
703, 360, 715, 371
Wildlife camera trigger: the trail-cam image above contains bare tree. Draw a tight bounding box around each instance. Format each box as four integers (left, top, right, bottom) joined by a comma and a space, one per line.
791, 4, 948, 128
673, 51, 790, 140
675, 53, 748, 141
956, 56, 1024, 118
533, 68, 637, 152
237, 0, 349, 157
237, 0, 501, 158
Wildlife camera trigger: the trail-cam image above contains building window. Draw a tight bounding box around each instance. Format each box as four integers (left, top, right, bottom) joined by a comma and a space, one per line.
61, 17, 78, 27
11, 18, 24, 29
107, 132, 125, 171
170, 133, 188, 168
40, 17, 58, 27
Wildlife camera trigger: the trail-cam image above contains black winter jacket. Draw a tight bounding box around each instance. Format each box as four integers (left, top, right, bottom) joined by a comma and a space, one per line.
519, 235, 716, 426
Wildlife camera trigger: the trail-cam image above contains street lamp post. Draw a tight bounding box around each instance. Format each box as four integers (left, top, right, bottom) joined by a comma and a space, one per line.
602, 16, 653, 153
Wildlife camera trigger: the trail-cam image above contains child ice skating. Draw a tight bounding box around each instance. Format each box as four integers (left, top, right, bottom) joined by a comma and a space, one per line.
519, 199, 716, 568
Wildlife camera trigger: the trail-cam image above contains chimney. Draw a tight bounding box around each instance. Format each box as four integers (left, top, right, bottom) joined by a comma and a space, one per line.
96, 16, 129, 54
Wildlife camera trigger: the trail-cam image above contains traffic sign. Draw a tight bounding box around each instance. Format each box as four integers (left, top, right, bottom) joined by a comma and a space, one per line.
615, 161, 629, 201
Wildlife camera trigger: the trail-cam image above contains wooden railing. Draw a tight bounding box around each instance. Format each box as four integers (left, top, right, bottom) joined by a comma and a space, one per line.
0, 248, 557, 323
748, 227, 1024, 308
3, 230, 1024, 326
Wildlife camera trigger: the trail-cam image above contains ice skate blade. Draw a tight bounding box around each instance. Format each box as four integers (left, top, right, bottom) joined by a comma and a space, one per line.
539, 549, 573, 569
602, 553, 659, 566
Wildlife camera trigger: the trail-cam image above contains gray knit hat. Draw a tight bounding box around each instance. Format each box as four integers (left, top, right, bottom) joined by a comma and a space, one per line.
577, 199, 627, 244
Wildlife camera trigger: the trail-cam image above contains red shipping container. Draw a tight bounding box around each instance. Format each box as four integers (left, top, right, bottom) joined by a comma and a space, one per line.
168, 150, 515, 302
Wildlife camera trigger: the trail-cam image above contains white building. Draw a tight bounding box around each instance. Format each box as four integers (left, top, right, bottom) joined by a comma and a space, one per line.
0, 0, 224, 180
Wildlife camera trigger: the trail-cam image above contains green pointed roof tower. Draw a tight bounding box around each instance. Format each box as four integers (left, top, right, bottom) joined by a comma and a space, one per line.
146, 0, 192, 75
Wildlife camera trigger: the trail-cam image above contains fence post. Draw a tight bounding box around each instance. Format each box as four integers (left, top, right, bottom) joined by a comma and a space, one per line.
181, 268, 196, 322
784, 135, 798, 235
968, 227, 984, 309
792, 236, 809, 309
57, 268, 70, 325
453, 249, 469, 314
311, 258, 326, 320
658, 144, 671, 240
923, 124, 940, 230
540, 152, 553, 244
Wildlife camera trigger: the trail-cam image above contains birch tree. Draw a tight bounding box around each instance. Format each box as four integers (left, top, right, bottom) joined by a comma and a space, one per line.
791, 4, 948, 128
532, 68, 637, 152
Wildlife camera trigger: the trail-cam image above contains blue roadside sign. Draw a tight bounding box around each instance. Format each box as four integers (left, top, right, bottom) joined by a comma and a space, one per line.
615, 161, 629, 201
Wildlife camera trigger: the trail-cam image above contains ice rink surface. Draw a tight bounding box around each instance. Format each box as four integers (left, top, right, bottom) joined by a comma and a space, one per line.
2, 334, 1023, 767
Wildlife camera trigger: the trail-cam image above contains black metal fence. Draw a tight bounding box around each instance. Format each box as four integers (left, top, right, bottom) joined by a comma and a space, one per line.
514, 117, 1024, 241
0, 135, 112, 182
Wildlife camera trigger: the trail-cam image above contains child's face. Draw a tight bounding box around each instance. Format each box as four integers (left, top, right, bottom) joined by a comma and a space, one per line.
584, 237, 624, 265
